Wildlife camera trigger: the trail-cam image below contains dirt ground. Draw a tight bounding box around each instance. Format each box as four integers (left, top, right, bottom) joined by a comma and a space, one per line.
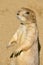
0, 0, 43, 65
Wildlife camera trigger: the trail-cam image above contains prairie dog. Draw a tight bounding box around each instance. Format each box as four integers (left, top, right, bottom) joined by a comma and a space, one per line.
7, 7, 39, 65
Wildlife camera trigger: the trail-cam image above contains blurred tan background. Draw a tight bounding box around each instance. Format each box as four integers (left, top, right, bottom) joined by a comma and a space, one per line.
0, 0, 43, 65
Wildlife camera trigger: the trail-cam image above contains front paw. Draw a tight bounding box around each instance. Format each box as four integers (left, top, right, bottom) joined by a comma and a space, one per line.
10, 50, 23, 58
6, 41, 17, 48
14, 50, 23, 57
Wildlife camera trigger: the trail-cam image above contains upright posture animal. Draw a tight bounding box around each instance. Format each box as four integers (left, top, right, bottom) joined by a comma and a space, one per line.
7, 7, 39, 65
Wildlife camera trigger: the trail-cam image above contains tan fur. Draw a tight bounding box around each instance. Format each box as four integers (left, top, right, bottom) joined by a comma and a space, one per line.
7, 7, 39, 65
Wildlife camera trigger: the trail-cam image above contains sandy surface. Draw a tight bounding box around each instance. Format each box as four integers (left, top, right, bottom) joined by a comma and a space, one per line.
0, 0, 43, 65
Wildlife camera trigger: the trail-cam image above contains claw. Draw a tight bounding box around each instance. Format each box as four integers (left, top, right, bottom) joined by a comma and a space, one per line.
10, 53, 14, 58
14, 50, 23, 57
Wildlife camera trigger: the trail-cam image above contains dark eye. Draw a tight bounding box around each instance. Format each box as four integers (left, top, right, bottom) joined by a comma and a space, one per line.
26, 12, 29, 14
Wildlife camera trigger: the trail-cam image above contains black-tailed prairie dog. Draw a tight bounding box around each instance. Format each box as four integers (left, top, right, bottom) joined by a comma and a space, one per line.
7, 7, 40, 65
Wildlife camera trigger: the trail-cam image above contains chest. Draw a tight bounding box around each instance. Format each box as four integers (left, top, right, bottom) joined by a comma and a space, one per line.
17, 25, 27, 44
17, 24, 37, 44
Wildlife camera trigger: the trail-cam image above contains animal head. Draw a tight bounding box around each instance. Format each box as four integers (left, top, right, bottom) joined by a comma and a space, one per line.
17, 7, 36, 24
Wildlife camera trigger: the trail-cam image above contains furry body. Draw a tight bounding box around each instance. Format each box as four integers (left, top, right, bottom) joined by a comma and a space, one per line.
7, 8, 39, 65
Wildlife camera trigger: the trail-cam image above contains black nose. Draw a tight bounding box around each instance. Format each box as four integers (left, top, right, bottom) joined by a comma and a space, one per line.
17, 13, 19, 15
